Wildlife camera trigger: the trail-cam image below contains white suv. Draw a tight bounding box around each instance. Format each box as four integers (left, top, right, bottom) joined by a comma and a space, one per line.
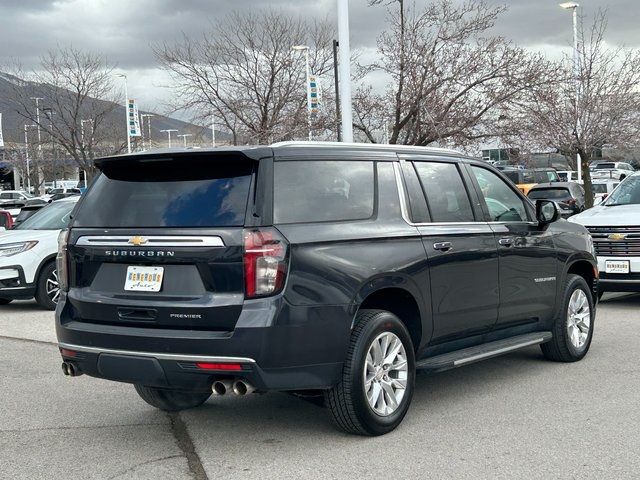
570, 173, 640, 297
0, 197, 78, 309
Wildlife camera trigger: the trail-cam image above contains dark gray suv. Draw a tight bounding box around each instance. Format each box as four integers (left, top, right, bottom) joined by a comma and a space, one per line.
55, 142, 598, 435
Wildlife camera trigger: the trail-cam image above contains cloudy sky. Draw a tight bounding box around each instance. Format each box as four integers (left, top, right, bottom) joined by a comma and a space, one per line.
2, 0, 639, 114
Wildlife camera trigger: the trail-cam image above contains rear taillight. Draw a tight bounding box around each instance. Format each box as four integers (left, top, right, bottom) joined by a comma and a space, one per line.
56, 229, 69, 292
243, 228, 288, 299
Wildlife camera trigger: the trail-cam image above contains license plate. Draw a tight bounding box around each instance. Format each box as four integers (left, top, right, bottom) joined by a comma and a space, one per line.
605, 260, 630, 274
124, 266, 164, 292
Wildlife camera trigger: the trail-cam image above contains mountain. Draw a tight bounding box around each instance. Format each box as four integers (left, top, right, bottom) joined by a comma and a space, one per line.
0, 72, 231, 146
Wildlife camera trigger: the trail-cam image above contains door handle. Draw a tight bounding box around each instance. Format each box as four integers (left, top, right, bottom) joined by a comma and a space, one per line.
433, 242, 453, 252
498, 237, 514, 247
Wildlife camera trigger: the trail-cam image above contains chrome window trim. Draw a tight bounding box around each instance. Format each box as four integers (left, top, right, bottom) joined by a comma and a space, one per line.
75, 236, 225, 247
58, 342, 256, 364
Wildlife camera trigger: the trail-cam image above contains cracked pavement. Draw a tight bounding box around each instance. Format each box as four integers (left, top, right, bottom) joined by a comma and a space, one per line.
1, 294, 640, 479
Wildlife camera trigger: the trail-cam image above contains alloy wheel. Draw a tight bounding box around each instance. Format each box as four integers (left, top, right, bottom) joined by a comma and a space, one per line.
567, 289, 590, 349
363, 332, 408, 416
46, 269, 60, 305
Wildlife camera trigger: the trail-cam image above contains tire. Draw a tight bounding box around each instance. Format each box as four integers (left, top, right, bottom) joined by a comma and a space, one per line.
34, 261, 60, 310
541, 274, 595, 362
325, 309, 415, 436
0, 298, 12, 305
134, 385, 211, 412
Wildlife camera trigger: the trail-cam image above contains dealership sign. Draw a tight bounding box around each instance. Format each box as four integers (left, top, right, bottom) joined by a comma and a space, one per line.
128, 100, 141, 137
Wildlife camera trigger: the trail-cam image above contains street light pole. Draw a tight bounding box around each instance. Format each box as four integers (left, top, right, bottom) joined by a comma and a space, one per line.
337, 0, 354, 143
115, 73, 131, 154
160, 129, 178, 148
560, 2, 582, 182
292, 45, 313, 141
211, 116, 216, 147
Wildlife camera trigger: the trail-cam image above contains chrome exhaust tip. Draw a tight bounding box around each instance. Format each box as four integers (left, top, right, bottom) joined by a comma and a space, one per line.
232, 380, 255, 396
61, 361, 81, 377
212, 380, 233, 395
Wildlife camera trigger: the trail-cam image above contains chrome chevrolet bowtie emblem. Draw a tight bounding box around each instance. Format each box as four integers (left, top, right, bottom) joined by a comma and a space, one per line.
128, 236, 149, 246
608, 233, 627, 241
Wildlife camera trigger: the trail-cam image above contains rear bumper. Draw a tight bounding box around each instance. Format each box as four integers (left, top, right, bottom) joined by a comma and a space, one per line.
55, 295, 351, 391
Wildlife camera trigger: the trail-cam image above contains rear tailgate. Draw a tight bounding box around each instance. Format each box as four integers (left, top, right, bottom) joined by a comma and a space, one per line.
65, 152, 264, 331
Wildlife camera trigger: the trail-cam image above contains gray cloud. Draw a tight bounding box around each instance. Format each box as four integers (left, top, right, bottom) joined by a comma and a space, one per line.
1, 0, 639, 112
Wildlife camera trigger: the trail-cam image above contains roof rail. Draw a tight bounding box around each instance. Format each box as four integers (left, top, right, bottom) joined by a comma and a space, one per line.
270, 140, 461, 155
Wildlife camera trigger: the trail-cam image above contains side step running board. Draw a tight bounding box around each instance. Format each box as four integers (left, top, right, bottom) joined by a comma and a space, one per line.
416, 332, 553, 373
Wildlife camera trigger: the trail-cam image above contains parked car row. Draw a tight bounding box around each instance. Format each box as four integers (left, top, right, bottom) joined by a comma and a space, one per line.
0, 197, 80, 309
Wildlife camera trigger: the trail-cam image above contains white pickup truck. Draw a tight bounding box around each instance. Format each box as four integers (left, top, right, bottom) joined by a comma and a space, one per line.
590, 162, 635, 181
570, 173, 640, 298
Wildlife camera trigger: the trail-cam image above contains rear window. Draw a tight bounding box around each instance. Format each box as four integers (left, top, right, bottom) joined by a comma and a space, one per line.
527, 188, 570, 200
73, 158, 254, 228
274, 161, 374, 224
592, 184, 608, 194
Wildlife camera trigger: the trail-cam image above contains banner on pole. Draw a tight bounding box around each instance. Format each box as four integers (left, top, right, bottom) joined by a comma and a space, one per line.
127, 99, 141, 137
0, 113, 4, 148
308, 75, 322, 114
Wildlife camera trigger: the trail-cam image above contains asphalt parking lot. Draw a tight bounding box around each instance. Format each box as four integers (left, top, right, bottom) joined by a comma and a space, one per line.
1, 295, 639, 480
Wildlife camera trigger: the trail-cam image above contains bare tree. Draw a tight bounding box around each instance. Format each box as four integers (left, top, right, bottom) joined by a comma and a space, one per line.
155, 10, 336, 144
355, 0, 556, 147
4, 46, 123, 184
504, 10, 640, 207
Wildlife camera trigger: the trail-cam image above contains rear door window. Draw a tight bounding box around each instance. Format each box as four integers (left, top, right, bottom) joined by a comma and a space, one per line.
414, 161, 475, 222
73, 158, 254, 228
274, 161, 374, 224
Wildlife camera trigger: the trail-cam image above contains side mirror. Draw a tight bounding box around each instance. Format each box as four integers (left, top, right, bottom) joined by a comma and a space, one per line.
536, 199, 560, 226
602, 193, 609, 200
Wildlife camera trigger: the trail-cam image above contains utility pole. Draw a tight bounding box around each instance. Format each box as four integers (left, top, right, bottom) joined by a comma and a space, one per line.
160, 129, 178, 148
211, 116, 216, 147
292, 45, 313, 141
23, 124, 37, 193
31, 97, 44, 194
141, 114, 155, 150
332, 40, 342, 142
43, 108, 57, 188
177, 134, 193, 148
337, 0, 354, 142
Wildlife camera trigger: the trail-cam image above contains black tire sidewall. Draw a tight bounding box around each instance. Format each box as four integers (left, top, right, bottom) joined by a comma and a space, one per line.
0, 298, 12, 305
562, 276, 595, 359
350, 312, 416, 435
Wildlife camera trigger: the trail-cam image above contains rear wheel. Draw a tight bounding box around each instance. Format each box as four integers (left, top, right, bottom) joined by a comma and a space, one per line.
541, 274, 594, 362
134, 385, 211, 411
325, 309, 415, 436
0, 298, 12, 305
35, 262, 60, 310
